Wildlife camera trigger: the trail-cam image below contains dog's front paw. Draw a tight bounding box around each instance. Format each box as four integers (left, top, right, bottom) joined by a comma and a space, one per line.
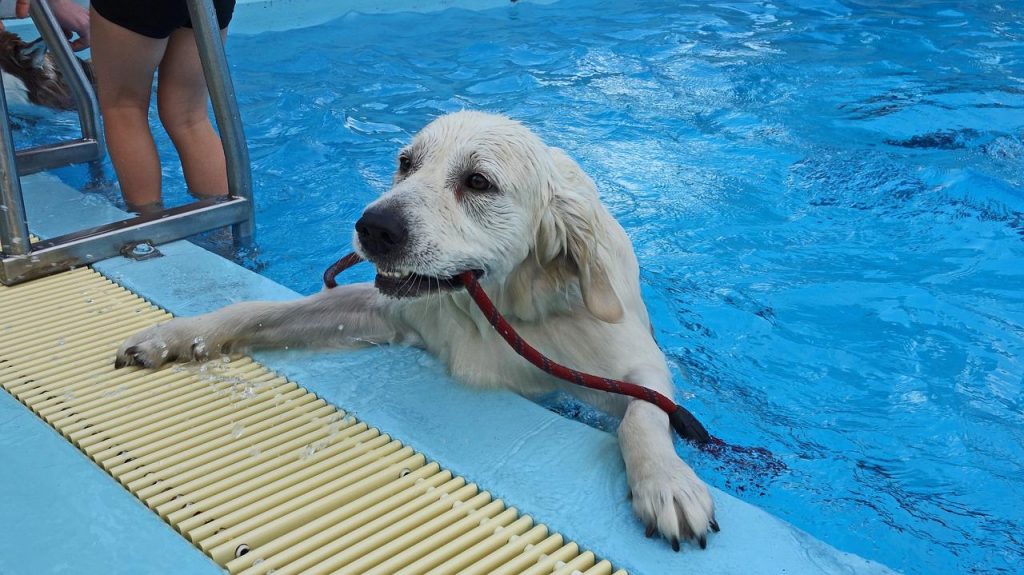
114, 318, 224, 369
629, 456, 718, 551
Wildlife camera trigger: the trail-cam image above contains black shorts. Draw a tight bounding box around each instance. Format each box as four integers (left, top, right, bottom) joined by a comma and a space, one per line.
92, 0, 236, 39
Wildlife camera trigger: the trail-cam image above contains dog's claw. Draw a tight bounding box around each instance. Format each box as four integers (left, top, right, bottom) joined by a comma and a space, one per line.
645, 524, 656, 538
190, 342, 209, 362
699, 534, 707, 549
710, 518, 720, 533
671, 537, 680, 552
115, 346, 141, 368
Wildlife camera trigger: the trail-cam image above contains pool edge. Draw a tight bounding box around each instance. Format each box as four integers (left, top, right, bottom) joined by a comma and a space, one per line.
4, 172, 901, 575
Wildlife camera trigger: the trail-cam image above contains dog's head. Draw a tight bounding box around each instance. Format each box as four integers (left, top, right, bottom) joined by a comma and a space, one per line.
353, 111, 624, 323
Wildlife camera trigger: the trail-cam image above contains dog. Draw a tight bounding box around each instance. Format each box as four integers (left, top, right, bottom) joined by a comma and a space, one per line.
0, 31, 92, 110
115, 111, 717, 549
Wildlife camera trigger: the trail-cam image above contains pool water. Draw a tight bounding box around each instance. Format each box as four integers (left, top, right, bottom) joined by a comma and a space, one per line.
24, 0, 1024, 573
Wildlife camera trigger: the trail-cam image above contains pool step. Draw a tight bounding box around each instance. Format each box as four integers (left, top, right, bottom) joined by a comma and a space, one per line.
0, 267, 626, 575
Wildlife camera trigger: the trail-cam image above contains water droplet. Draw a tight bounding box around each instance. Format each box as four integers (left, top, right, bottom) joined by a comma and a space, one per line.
231, 423, 245, 439
555, 560, 566, 569
221, 355, 231, 364
56, 337, 65, 346
240, 386, 256, 400
102, 386, 126, 398
299, 444, 317, 460
252, 558, 264, 566
85, 298, 94, 304
62, 391, 75, 402
248, 447, 261, 458
337, 324, 345, 331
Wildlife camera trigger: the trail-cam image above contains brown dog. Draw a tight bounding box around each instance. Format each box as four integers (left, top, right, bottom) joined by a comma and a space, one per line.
0, 31, 92, 110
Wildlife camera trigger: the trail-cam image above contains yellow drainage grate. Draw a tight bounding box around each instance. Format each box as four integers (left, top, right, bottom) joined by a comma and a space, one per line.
0, 267, 627, 575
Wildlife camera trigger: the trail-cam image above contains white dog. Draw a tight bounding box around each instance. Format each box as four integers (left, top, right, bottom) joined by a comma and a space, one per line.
115, 111, 717, 549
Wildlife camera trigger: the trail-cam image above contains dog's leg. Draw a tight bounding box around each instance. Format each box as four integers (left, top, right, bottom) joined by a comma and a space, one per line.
115, 283, 403, 368
618, 366, 717, 550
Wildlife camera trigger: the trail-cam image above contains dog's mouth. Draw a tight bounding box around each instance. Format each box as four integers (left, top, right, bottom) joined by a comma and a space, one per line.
374, 268, 484, 298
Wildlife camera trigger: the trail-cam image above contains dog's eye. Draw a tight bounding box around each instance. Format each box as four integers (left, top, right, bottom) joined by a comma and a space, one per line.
398, 155, 412, 173
465, 173, 491, 191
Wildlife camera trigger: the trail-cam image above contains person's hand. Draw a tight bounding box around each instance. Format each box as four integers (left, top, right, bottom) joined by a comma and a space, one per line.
49, 0, 89, 50
0, 0, 29, 30
0, 1, 88, 50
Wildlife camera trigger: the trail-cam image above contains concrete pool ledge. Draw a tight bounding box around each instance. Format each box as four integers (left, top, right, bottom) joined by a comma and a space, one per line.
2, 172, 899, 575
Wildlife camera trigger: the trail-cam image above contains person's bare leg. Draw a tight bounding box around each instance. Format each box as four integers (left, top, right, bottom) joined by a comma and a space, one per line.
89, 8, 167, 212
157, 27, 228, 199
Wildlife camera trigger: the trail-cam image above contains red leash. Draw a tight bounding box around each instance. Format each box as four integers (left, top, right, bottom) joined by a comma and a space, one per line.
457, 270, 713, 445
323, 253, 711, 446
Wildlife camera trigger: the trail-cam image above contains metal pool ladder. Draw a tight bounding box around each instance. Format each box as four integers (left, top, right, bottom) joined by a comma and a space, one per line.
0, 0, 255, 285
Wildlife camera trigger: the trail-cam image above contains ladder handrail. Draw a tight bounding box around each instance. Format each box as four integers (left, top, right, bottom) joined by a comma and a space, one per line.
186, 0, 254, 244
0, 72, 30, 256
29, 0, 102, 147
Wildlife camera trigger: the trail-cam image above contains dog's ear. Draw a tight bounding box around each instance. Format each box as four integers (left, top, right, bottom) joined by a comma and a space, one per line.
537, 149, 624, 323
21, 38, 48, 70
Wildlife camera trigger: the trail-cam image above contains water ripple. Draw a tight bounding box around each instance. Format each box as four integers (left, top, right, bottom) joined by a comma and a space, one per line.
15, 1, 1023, 573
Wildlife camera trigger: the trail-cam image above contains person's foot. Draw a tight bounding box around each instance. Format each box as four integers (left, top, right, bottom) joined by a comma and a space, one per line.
188, 191, 230, 202
126, 200, 164, 216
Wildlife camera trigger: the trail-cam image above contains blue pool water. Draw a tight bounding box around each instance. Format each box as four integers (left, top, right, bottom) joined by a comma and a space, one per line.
21, 1, 1023, 573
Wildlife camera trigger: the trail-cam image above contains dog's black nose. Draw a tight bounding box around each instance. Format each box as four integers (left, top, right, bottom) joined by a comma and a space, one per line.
356, 208, 408, 258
